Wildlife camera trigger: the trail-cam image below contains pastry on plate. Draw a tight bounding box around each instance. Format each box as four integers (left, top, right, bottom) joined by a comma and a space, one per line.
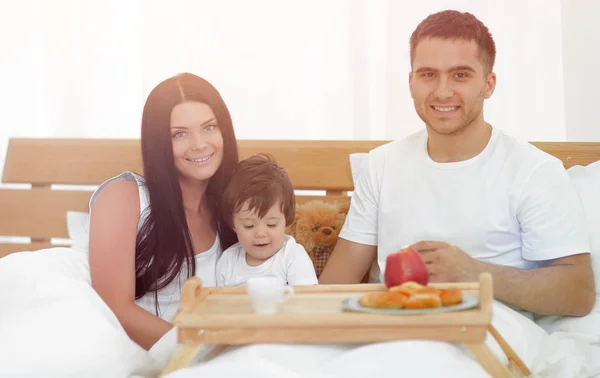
388, 281, 439, 296
403, 292, 443, 309
358, 291, 408, 309
388, 281, 426, 296
439, 288, 463, 306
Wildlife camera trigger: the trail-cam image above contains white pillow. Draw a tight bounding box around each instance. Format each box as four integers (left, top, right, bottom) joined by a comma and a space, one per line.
67, 211, 90, 253
0, 247, 149, 377
535, 161, 600, 338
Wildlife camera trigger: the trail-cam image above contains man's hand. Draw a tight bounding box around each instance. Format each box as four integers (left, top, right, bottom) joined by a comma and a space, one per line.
411, 241, 482, 283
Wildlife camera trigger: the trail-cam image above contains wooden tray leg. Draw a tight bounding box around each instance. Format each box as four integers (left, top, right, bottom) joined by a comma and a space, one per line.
508, 360, 526, 378
158, 277, 211, 377
488, 325, 531, 377
158, 343, 204, 377
465, 342, 514, 378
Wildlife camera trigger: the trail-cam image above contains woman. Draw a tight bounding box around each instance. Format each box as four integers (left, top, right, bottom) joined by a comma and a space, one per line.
88, 73, 239, 350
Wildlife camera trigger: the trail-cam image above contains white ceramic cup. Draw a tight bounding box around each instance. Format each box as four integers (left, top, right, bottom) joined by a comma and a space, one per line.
247, 276, 294, 314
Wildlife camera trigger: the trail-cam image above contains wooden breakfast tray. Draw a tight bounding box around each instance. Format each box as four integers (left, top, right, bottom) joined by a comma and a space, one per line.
160, 272, 531, 378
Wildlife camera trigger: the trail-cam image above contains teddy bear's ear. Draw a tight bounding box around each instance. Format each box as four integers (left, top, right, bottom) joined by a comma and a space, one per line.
337, 200, 350, 215
285, 217, 297, 237
285, 203, 302, 236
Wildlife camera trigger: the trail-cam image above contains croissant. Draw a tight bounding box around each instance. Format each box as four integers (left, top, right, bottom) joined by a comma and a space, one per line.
388, 281, 427, 296
403, 293, 442, 309
439, 288, 463, 306
358, 291, 408, 309
389, 281, 439, 295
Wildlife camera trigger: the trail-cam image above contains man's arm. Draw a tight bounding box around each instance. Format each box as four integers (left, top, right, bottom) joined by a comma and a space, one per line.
320, 149, 381, 284
319, 238, 377, 284
475, 253, 595, 317
415, 240, 596, 317
483, 159, 595, 316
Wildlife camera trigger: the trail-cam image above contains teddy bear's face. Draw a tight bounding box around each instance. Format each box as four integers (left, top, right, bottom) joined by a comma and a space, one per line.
293, 203, 347, 253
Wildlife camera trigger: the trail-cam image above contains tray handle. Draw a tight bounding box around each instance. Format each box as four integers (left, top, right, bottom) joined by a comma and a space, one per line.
478, 272, 493, 318
177, 276, 206, 315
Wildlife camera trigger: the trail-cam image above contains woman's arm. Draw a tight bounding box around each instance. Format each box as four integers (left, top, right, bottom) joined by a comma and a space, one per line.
88, 180, 172, 350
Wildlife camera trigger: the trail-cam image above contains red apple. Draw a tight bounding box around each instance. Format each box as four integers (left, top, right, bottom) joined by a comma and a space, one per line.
384, 247, 429, 288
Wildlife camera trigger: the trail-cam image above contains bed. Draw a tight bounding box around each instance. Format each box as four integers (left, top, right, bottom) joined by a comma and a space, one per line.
1, 138, 599, 378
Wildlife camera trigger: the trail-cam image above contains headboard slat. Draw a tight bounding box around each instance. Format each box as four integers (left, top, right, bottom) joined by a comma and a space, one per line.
5, 139, 600, 189
1, 138, 599, 256
530, 142, 600, 168
0, 187, 350, 240
0, 188, 90, 239
2, 139, 386, 190
0, 242, 54, 258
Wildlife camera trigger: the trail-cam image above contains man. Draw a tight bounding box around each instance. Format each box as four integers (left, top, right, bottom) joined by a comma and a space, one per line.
319, 10, 595, 317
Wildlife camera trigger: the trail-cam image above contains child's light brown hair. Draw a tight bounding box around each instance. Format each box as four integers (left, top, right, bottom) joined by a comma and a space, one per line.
221, 153, 295, 228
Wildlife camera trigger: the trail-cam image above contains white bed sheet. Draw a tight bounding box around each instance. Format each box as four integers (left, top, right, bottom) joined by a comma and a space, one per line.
0, 247, 152, 378
1, 247, 598, 378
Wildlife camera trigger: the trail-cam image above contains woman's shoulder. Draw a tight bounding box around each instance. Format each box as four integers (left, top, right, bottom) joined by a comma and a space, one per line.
89, 171, 148, 214
97, 171, 145, 190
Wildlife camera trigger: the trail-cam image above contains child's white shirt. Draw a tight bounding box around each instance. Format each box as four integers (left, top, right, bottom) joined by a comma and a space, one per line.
215, 235, 318, 287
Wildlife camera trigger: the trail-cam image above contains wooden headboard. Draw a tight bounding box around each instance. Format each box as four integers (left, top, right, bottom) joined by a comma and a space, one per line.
2, 138, 600, 257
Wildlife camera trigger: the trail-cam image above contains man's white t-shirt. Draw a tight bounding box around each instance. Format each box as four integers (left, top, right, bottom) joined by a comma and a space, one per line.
340, 127, 590, 283
215, 235, 318, 286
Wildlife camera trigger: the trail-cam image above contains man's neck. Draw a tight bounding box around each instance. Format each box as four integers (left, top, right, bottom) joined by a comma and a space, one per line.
426, 120, 492, 163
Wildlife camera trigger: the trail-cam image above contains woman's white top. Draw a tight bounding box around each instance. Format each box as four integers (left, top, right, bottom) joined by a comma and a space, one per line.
88, 171, 222, 322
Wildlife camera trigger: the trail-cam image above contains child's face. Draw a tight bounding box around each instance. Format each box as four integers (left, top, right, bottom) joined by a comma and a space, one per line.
233, 201, 287, 264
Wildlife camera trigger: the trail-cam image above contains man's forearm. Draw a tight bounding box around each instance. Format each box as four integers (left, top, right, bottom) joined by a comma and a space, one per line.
319, 239, 377, 284
470, 258, 595, 317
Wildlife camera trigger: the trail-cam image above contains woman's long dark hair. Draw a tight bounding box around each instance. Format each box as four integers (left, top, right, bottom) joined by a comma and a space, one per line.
134, 73, 239, 313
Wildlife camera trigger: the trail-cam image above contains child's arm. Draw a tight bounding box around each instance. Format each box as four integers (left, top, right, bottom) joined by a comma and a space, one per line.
285, 241, 319, 285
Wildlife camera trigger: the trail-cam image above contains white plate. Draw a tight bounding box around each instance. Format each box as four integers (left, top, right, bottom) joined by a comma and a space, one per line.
341, 293, 479, 315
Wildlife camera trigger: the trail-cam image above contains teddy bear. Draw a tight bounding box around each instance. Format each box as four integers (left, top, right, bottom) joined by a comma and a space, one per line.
286, 199, 350, 278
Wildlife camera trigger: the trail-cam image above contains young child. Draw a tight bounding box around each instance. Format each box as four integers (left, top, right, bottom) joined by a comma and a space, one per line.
216, 153, 318, 287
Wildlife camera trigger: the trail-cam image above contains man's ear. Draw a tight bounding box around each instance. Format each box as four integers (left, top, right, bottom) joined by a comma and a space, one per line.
484, 72, 497, 99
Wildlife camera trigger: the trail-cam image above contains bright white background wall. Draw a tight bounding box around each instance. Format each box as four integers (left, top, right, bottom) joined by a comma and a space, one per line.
0, 0, 598, 180
561, 0, 600, 142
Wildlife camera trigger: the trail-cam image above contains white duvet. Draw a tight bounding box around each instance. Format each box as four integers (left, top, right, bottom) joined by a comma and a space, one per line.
0, 247, 598, 378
